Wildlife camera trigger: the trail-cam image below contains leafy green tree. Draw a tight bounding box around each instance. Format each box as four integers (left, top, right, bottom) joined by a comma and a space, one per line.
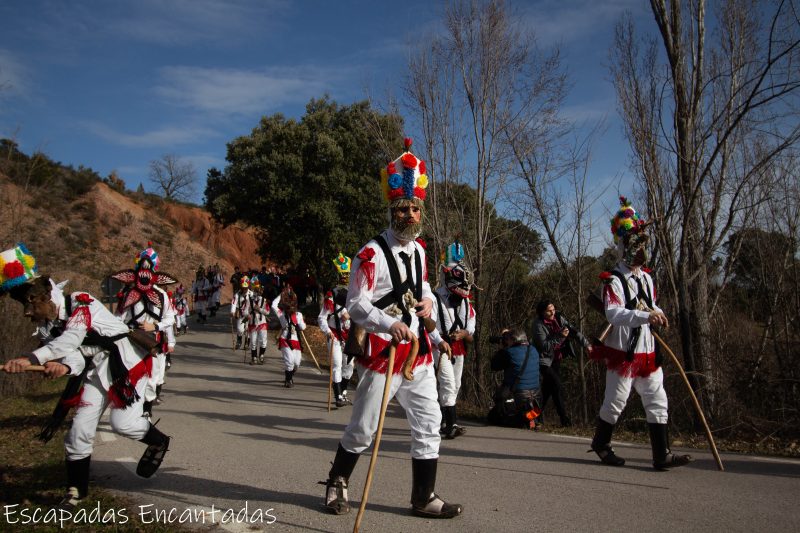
205, 97, 403, 288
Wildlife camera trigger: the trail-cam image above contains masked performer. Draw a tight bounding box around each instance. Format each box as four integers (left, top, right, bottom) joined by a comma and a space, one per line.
1, 244, 171, 507
246, 276, 270, 365
321, 138, 462, 519
272, 286, 306, 386
318, 253, 354, 407
432, 241, 475, 439
173, 284, 188, 335
231, 277, 251, 350
590, 197, 692, 470
110, 244, 177, 418
191, 267, 209, 323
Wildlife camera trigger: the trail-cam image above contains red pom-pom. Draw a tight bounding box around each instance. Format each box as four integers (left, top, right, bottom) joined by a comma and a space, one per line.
75, 293, 94, 305
414, 187, 426, 200
415, 237, 427, 250
147, 241, 153, 246
389, 188, 405, 200
387, 162, 396, 174
599, 271, 612, 281
358, 247, 376, 262
404, 137, 412, 149
3, 261, 24, 279
419, 160, 426, 174
401, 153, 417, 169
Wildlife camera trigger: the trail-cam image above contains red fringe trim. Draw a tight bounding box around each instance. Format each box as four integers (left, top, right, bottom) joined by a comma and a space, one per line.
324, 298, 334, 313
330, 328, 349, 342
279, 338, 301, 350
107, 355, 153, 409
451, 339, 467, 356
358, 333, 433, 375
67, 304, 92, 330
60, 387, 89, 409
356, 260, 375, 291
604, 284, 622, 306
595, 345, 658, 378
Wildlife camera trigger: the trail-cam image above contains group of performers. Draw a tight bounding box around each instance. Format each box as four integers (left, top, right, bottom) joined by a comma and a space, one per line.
0, 137, 692, 521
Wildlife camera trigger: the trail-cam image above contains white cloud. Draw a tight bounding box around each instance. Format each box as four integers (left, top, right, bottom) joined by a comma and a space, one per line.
0, 49, 30, 96
81, 121, 218, 148
521, 0, 646, 46
154, 65, 347, 115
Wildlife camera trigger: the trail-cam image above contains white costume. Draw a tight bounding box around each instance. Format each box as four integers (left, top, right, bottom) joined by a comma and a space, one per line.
318, 288, 354, 396
272, 294, 306, 376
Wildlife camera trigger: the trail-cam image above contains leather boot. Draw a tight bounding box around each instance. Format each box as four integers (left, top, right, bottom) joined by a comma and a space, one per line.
649, 423, 693, 471
250, 350, 257, 365
137, 424, 170, 478
235, 335, 242, 349
322, 444, 360, 515
259, 346, 266, 364
410, 458, 463, 518
335, 382, 346, 407
590, 417, 625, 466
65, 456, 91, 500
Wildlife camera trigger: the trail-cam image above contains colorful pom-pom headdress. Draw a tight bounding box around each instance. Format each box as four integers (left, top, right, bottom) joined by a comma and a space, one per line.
610, 197, 648, 243
333, 252, 351, 285
380, 138, 429, 205
0, 243, 39, 294
610, 196, 652, 265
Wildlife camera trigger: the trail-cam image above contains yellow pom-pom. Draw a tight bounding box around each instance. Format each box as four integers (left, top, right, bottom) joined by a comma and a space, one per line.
417, 174, 428, 188
380, 168, 388, 180
623, 219, 634, 230
380, 171, 390, 200
20, 254, 35, 270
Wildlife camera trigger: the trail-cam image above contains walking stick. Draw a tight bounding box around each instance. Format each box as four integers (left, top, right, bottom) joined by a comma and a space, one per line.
327, 337, 334, 412
353, 336, 418, 533
299, 330, 323, 374
652, 331, 724, 471
2, 365, 46, 372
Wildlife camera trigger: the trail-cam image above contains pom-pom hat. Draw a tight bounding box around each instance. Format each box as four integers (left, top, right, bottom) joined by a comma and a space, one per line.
333, 252, 351, 275
610, 197, 648, 243
0, 243, 39, 293
380, 138, 429, 204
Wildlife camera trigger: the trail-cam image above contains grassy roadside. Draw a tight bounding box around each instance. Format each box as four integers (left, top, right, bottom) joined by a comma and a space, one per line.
0, 379, 180, 532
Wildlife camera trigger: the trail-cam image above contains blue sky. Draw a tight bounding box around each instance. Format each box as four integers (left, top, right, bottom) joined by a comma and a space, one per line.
1, 0, 651, 248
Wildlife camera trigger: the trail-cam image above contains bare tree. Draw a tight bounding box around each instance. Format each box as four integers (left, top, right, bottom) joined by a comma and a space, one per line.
148, 153, 197, 202
406, 0, 574, 401
610, 0, 800, 422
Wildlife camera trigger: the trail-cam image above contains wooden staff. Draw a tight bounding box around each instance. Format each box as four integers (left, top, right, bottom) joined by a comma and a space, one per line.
1, 365, 46, 372
652, 331, 724, 471
299, 330, 323, 374
327, 337, 334, 412
353, 336, 418, 533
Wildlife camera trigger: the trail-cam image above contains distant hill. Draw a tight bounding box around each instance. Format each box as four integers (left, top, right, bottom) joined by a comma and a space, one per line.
0, 175, 263, 303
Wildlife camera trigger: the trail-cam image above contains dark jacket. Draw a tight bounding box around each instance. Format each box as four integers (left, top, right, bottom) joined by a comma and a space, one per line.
532, 312, 590, 367
491, 343, 540, 392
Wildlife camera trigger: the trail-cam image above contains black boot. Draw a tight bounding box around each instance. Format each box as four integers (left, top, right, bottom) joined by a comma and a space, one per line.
137, 424, 170, 478
590, 418, 625, 466
321, 444, 360, 515
142, 400, 153, 419
410, 458, 462, 518
62, 456, 91, 507
284, 370, 293, 387
250, 350, 257, 365
649, 423, 693, 471
334, 382, 346, 407
155, 384, 163, 404
235, 335, 242, 349
259, 346, 266, 364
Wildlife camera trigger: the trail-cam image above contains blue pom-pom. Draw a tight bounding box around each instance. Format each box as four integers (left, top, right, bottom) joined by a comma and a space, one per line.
388, 173, 403, 189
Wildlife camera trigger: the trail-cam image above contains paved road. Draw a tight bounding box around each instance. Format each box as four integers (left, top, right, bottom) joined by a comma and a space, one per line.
90, 309, 800, 533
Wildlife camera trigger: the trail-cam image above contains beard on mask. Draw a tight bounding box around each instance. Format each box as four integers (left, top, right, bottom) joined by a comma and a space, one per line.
390, 217, 423, 242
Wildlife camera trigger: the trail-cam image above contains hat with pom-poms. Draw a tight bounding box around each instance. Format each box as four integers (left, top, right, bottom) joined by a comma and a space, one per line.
0, 243, 39, 294
380, 138, 429, 205
610, 197, 647, 243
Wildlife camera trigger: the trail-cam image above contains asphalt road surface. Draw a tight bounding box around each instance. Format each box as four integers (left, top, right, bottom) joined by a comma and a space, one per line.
89, 308, 800, 533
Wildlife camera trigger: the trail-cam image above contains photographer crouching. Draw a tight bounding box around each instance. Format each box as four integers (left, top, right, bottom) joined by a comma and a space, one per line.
488, 329, 542, 429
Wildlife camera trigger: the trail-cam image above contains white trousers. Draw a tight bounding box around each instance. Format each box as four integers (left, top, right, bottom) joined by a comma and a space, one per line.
250, 328, 268, 349
176, 313, 187, 328
65, 373, 150, 460
436, 354, 463, 407
328, 338, 354, 383
599, 367, 669, 425
144, 353, 166, 402
340, 362, 441, 460
282, 348, 302, 371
